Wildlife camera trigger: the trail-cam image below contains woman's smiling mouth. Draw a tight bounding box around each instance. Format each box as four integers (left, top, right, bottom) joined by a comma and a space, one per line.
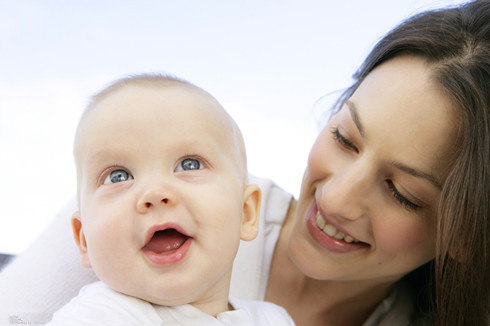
306, 204, 370, 253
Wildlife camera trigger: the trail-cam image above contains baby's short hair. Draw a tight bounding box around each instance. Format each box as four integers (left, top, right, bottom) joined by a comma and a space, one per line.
86, 73, 198, 113
76, 73, 249, 183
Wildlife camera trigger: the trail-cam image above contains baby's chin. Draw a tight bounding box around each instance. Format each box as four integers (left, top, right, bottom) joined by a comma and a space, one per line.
111, 280, 216, 307
133, 290, 232, 317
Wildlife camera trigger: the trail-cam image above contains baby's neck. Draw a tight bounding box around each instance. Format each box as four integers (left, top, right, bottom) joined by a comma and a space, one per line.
187, 288, 232, 317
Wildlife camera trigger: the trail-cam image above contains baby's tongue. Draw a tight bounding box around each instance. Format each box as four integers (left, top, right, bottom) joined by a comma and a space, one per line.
146, 229, 188, 254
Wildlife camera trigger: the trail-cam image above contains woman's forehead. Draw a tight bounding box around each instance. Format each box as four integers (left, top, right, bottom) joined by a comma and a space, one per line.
345, 56, 460, 180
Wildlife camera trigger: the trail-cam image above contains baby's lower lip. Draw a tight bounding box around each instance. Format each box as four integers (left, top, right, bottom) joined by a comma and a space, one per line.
142, 238, 192, 265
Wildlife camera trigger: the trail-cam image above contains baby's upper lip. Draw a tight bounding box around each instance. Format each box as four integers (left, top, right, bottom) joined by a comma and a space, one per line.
143, 223, 190, 247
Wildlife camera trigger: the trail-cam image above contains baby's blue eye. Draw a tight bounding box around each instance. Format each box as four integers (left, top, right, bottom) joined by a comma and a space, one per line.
103, 169, 132, 184
178, 158, 202, 171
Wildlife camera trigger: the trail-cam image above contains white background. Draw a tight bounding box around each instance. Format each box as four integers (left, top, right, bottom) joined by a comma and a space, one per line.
0, 0, 466, 255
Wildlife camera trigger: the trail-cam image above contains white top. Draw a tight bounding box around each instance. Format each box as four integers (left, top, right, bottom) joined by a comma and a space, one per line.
233, 176, 414, 326
47, 281, 295, 326
0, 175, 414, 325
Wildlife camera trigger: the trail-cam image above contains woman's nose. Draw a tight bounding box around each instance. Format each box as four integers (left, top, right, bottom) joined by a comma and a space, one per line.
136, 184, 176, 213
319, 162, 372, 221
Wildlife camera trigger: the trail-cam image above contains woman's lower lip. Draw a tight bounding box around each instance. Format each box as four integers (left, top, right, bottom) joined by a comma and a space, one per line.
142, 238, 192, 265
305, 204, 369, 253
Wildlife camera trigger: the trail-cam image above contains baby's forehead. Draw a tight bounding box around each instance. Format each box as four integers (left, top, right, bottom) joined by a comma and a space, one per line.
79, 84, 230, 134
76, 83, 246, 169
89, 82, 213, 114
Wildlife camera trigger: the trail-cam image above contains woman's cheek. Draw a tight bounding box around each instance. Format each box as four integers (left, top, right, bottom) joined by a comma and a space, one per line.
306, 132, 335, 180
307, 137, 324, 168
373, 217, 435, 260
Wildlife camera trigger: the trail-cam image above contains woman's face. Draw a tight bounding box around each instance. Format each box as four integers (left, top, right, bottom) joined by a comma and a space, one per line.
289, 55, 459, 283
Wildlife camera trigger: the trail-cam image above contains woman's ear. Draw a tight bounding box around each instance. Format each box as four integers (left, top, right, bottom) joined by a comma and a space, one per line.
71, 211, 91, 268
240, 184, 261, 241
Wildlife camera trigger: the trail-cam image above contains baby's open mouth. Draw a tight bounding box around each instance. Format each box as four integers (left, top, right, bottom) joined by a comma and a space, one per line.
144, 229, 190, 254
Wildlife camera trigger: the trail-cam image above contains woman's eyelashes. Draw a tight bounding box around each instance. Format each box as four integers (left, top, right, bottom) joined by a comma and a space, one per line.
331, 127, 359, 153
331, 126, 420, 212
103, 168, 133, 184
386, 180, 420, 212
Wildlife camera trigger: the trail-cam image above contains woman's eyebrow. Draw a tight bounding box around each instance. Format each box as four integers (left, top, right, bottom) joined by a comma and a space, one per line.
390, 161, 442, 189
345, 100, 365, 137
345, 100, 442, 190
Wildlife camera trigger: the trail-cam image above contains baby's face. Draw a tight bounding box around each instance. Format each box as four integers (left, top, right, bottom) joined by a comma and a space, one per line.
73, 85, 258, 310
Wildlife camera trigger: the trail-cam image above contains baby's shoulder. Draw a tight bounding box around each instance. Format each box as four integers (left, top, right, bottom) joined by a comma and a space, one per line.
47, 282, 161, 325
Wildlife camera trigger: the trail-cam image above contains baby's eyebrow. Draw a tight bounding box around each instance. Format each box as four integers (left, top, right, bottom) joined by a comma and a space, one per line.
81, 149, 120, 170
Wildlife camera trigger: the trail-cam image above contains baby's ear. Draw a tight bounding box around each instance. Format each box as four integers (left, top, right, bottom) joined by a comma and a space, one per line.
240, 184, 261, 241
71, 211, 91, 268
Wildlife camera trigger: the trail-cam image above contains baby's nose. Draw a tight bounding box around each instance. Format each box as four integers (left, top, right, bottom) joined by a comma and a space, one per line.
136, 186, 175, 213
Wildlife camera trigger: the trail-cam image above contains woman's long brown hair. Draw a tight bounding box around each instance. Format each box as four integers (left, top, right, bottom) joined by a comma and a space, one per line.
331, 1, 489, 324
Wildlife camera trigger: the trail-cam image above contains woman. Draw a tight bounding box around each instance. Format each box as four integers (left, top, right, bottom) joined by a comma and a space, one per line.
1, 0, 488, 325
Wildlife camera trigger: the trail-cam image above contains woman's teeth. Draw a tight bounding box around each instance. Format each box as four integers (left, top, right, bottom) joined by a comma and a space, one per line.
316, 213, 358, 243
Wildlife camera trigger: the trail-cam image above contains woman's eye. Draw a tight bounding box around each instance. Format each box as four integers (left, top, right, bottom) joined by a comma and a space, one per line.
386, 180, 420, 212
330, 127, 359, 153
103, 169, 132, 184
176, 158, 203, 171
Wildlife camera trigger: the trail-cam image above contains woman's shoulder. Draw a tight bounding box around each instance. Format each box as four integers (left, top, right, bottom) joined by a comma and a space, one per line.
367, 280, 433, 326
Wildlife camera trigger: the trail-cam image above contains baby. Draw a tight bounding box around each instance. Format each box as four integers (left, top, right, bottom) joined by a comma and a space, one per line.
47, 74, 295, 325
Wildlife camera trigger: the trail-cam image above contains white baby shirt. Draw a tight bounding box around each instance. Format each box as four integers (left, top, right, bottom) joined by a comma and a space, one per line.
47, 281, 295, 326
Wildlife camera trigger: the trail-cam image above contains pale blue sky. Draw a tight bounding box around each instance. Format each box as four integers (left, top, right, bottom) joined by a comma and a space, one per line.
0, 0, 467, 254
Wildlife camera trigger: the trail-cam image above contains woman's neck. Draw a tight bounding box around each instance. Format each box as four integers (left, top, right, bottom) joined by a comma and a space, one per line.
265, 200, 395, 326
